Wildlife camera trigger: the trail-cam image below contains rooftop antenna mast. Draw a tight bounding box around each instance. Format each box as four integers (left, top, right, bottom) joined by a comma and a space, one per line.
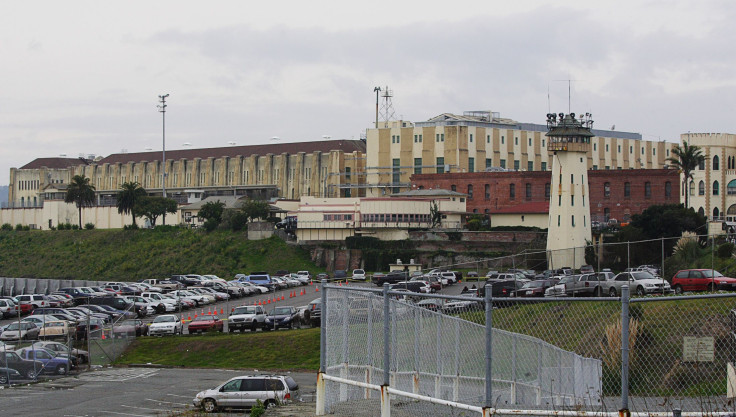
378, 86, 397, 128
553, 79, 579, 114
157, 93, 169, 225
373, 86, 381, 128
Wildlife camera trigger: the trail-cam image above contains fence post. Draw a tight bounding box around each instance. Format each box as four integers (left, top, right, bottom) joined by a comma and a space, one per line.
483, 283, 493, 416
620, 285, 631, 416
435, 310, 442, 398
381, 282, 391, 417
413, 306, 420, 395
454, 318, 460, 402
340, 290, 349, 402
367, 294, 374, 399
316, 279, 328, 416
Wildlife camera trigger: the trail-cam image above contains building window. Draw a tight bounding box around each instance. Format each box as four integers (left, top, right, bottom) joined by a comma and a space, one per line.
594, 143, 597, 151
665, 181, 672, 198
559, 195, 562, 206
515, 137, 518, 145
513, 160, 519, 171
630, 146, 633, 153
645, 182, 652, 198
545, 183, 550, 200
468, 184, 473, 199
714, 155, 720, 170
485, 184, 490, 199
470, 134, 473, 143
541, 162, 547, 171
436, 134, 440, 142
714, 180, 720, 196
606, 144, 609, 152
419, 134, 422, 142
618, 145, 621, 153
486, 158, 492, 170
451, 184, 457, 192
525, 183, 532, 200
501, 136, 505, 144
604, 208, 610, 221
509, 183, 516, 199
571, 195, 575, 206
604, 182, 611, 197
468, 157, 475, 173
436, 157, 445, 174
487, 135, 490, 143
414, 158, 422, 175
441, 133, 445, 142
558, 215, 560, 227
593, 165, 598, 170
653, 148, 656, 156
624, 182, 630, 197
542, 139, 545, 147
690, 180, 695, 196
699, 159, 705, 170
698, 180, 705, 196
529, 138, 532, 146
500, 159, 506, 169
527, 161, 534, 171
572, 215, 575, 227
414, 134, 418, 143
714, 207, 720, 219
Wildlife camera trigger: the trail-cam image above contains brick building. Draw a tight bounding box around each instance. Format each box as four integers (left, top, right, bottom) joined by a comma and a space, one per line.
411, 168, 680, 224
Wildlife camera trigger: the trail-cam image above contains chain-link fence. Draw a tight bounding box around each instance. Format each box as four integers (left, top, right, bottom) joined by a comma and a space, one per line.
316, 281, 736, 416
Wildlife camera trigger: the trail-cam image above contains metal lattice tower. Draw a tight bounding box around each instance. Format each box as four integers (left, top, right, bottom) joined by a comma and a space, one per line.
378, 86, 397, 127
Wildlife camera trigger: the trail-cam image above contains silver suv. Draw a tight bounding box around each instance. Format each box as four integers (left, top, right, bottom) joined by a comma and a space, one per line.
228, 305, 266, 332
193, 374, 299, 412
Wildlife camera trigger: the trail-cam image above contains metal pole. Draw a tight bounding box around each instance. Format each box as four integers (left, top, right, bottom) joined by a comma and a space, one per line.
484, 283, 493, 410
374, 87, 381, 129
661, 238, 665, 295
627, 241, 630, 271
620, 285, 630, 413
383, 282, 390, 386
320, 279, 327, 372
158, 94, 169, 226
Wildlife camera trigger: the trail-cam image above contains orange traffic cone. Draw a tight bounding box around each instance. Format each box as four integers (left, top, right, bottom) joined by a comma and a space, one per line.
267, 299, 271, 304
101, 333, 106, 340
220, 308, 224, 315
316, 286, 319, 292
188, 315, 191, 321
194, 313, 198, 319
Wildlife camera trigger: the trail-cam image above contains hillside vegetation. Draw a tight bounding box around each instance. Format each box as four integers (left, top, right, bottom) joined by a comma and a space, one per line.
0, 228, 318, 280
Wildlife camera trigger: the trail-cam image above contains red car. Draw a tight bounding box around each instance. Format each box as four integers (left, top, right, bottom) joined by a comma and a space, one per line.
187, 315, 223, 334
671, 269, 736, 294
513, 278, 560, 297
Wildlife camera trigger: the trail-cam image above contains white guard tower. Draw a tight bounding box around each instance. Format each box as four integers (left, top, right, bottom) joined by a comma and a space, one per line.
545, 112, 594, 270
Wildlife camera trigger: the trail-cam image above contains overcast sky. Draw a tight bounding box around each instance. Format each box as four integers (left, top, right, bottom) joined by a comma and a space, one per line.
1, 0, 734, 185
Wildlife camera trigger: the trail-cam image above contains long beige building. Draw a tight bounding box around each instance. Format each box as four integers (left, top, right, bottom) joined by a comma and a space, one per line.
365, 111, 677, 197
8, 140, 367, 211
682, 133, 736, 222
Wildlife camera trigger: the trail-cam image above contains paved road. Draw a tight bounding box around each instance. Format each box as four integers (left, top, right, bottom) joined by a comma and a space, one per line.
0, 367, 317, 417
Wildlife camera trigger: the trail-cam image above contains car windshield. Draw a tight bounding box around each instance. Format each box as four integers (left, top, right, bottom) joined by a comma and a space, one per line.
272, 307, 292, 315
558, 276, 574, 284
233, 307, 256, 315
522, 281, 544, 289
702, 270, 725, 278
631, 271, 656, 280
122, 320, 138, 326
197, 316, 216, 322
354, 270, 365, 274
154, 316, 176, 323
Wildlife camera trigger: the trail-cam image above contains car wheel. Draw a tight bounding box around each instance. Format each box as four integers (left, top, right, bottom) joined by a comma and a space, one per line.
636, 286, 645, 296
157, 304, 166, 314
707, 283, 715, 292
608, 287, 617, 297
0, 375, 7, 384
57, 365, 68, 375
674, 285, 683, 295
26, 369, 38, 379
202, 398, 217, 413
264, 400, 277, 409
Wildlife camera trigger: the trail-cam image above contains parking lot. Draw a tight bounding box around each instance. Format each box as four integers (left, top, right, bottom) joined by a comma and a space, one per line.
0, 366, 317, 416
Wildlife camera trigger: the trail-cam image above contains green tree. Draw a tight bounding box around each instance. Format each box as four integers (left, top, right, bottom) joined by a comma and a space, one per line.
430, 201, 441, 228
64, 175, 96, 229
198, 201, 226, 224
241, 199, 270, 222
134, 196, 178, 227
116, 182, 146, 228
666, 141, 705, 209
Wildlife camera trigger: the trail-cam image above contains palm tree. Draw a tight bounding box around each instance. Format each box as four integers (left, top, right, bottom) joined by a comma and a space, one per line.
64, 175, 96, 228
116, 182, 146, 228
666, 141, 705, 210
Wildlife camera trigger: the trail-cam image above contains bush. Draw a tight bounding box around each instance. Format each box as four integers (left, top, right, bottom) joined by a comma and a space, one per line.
123, 224, 139, 230
15, 224, 23, 231
22, 225, 30, 231
1, 223, 12, 231
250, 399, 266, 417
71, 224, 79, 230
84, 223, 95, 230
717, 242, 734, 259
203, 219, 219, 232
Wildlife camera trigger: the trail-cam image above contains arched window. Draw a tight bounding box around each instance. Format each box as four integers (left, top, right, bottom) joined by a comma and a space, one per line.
698, 207, 705, 217
729, 180, 736, 195
699, 159, 705, 170
713, 181, 720, 196
467, 184, 473, 199
689, 181, 695, 197
713, 155, 720, 170
714, 207, 720, 219
698, 181, 705, 195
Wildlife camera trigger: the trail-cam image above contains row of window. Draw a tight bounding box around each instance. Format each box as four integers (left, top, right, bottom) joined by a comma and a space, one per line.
361, 213, 431, 223
17, 180, 40, 191
323, 214, 353, 221
603, 181, 670, 198
690, 180, 736, 196
450, 183, 553, 200
444, 181, 673, 201
702, 155, 736, 171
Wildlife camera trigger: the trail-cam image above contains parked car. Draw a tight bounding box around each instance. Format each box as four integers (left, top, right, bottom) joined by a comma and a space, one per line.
333, 270, 348, 281
603, 271, 672, 296
514, 278, 560, 297
188, 316, 224, 334
38, 321, 73, 340
193, 374, 300, 412
0, 350, 44, 379
305, 299, 321, 327
416, 298, 446, 312
0, 322, 40, 341
16, 347, 72, 375
31, 341, 89, 364
565, 273, 607, 297
75, 317, 105, 340
228, 305, 267, 332
544, 276, 576, 297
265, 306, 299, 330
390, 281, 430, 294
235, 273, 275, 292
0, 367, 23, 384
0, 299, 18, 319
579, 265, 595, 274
148, 315, 182, 336
671, 269, 736, 294
351, 269, 366, 281
440, 271, 458, 285
412, 275, 442, 292
114, 319, 150, 338
477, 279, 526, 298
372, 271, 408, 286
16, 294, 57, 310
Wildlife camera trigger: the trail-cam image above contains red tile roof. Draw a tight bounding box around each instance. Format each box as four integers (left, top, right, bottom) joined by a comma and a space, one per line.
20, 157, 89, 170
98, 140, 366, 164
489, 201, 549, 214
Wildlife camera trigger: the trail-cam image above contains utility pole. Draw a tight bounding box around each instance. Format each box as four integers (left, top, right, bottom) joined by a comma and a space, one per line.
158, 94, 169, 225
373, 87, 381, 129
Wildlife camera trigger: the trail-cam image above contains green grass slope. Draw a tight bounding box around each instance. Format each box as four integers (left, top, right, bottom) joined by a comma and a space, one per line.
0, 229, 318, 280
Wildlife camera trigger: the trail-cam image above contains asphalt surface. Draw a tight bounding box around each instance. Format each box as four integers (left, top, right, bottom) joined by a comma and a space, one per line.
0, 367, 317, 417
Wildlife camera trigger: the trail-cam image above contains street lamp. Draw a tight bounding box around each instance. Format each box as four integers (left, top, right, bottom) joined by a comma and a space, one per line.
157, 94, 169, 225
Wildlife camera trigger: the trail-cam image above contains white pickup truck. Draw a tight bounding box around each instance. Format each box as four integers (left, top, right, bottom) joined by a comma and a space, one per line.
141, 279, 182, 293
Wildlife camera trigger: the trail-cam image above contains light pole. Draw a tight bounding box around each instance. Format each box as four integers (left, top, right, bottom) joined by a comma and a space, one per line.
158, 94, 169, 225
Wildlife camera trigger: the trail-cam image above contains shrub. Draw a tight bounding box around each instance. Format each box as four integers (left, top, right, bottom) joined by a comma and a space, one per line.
71, 224, 79, 230
15, 224, 23, 231
250, 399, 266, 417
203, 219, 219, 232
22, 225, 30, 231
0, 223, 12, 231
84, 223, 95, 230
717, 242, 734, 259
